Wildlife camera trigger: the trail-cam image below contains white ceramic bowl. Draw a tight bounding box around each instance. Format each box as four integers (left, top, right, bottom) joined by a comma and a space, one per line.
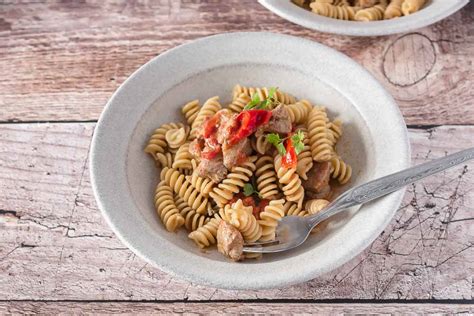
259, 0, 469, 36
90, 32, 410, 289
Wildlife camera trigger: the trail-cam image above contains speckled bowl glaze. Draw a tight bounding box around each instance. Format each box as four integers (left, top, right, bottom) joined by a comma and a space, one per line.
90, 32, 410, 290
259, 0, 469, 36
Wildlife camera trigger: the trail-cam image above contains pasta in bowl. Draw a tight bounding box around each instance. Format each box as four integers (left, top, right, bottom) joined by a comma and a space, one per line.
145, 86, 353, 261
259, 0, 468, 36
90, 32, 410, 289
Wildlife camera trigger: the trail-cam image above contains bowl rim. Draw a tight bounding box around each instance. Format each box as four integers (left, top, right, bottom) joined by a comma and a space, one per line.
90, 31, 411, 290
258, 0, 469, 36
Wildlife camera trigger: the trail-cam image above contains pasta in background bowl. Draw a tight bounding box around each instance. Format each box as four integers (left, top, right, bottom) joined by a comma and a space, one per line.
259, 0, 468, 36
90, 32, 410, 289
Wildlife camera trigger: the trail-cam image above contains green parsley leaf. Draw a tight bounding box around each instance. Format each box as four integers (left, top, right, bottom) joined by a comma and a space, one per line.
294, 141, 305, 155
267, 87, 277, 100
291, 130, 304, 143
266, 133, 281, 146
276, 143, 286, 156
243, 183, 255, 197
243, 93, 262, 110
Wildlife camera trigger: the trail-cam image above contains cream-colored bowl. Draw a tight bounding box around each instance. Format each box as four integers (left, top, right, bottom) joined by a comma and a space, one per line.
90, 32, 410, 289
259, 0, 469, 36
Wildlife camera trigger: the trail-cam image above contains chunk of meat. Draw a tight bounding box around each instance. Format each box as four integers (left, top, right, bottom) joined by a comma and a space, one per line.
197, 156, 228, 183
260, 104, 292, 134
217, 220, 244, 261
215, 110, 235, 144
189, 138, 204, 158
306, 183, 332, 200
222, 137, 252, 170
302, 161, 331, 193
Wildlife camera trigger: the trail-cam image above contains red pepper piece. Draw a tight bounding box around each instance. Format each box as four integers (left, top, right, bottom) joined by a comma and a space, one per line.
228, 110, 272, 145
282, 138, 297, 169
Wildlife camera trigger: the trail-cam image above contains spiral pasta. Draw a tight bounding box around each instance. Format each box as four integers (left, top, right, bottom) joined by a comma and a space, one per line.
330, 156, 352, 184
305, 199, 330, 215
355, 4, 386, 21
172, 142, 193, 171
307, 107, 333, 162
310, 3, 361, 20
228, 93, 251, 114
174, 195, 209, 231
286, 100, 312, 124
274, 155, 304, 209
182, 100, 200, 126
154, 181, 185, 232
314, 0, 350, 6
255, 155, 280, 200
384, 0, 403, 19
187, 159, 215, 197
252, 135, 272, 155
355, 0, 378, 8
145, 122, 184, 165
225, 199, 262, 243
161, 167, 209, 214
258, 199, 285, 241
191, 96, 222, 138
232, 84, 296, 105
165, 127, 188, 150
401, 0, 426, 15
283, 201, 308, 217
155, 152, 173, 169
328, 119, 343, 147
188, 216, 221, 248
209, 156, 257, 207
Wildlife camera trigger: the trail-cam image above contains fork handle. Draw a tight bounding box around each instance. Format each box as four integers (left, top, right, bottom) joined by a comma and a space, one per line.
307, 147, 474, 228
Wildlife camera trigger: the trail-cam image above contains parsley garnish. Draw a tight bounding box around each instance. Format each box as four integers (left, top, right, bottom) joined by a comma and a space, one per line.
243, 183, 261, 198
243, 87, 278, 110
266, 130, 305, 156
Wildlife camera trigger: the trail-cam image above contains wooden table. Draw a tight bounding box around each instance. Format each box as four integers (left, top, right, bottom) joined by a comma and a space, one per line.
1, 1, 473, 314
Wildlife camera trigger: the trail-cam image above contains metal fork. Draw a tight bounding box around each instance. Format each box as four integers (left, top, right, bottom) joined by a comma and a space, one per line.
243, 147, 474, 254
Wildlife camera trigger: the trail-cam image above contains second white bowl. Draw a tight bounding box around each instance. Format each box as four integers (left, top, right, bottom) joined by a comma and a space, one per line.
259, 0, 469, 36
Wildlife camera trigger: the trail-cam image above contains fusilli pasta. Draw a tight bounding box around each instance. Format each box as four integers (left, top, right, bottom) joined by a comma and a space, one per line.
275, 155, 305, 209
188, 159, 215, 197
228, 93, 251, 113
258, 199, 285, 241
307, 107, 333, 162
188, 216, 221, 248
182, 100, 200, 126
232, 84, 296, 105
225, 199, 262, 243
209, 156, 257, 207
255, 155, 280, 200
161, 167, 209, 214
154, 181, 185, 232
330, 156, 352, 184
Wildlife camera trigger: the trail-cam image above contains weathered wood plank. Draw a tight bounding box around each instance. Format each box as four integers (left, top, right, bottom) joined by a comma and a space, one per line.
1, 302, 473, 315
0, 1, 473, 125
0, 123, 473, 300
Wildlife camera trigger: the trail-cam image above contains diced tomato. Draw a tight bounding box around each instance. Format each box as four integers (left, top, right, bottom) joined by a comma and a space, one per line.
282, 138, 297, 169
201, 143, 221, 160
228, 110, 272, 145
242, 196, 256, 209
228, 193, 245, 206
203, 114, 220, 139
253, 199, 269, 220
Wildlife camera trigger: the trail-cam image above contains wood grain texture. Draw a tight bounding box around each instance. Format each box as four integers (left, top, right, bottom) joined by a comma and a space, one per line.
1, 1, 473, 124
1, 302, 473, 315
1, 123, 473, 300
